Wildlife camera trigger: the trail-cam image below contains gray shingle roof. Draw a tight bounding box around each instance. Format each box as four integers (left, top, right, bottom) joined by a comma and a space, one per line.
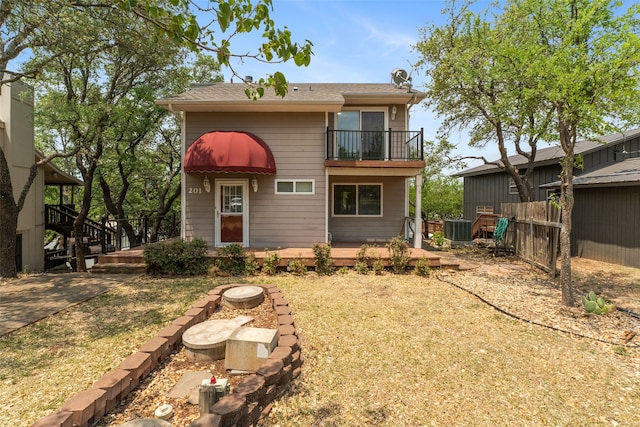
454, 128, 640, 177
156, 82, 425, 111
541, 156, 640, 188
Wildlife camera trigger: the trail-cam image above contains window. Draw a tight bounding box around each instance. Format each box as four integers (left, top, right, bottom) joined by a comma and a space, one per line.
336, 109, 386, 160
476, 206, 494, 215
333, 183, 382, 216
275, 179, 315, 194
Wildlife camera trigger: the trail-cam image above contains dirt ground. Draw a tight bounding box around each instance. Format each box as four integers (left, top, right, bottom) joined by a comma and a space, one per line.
441, 249, 640, 346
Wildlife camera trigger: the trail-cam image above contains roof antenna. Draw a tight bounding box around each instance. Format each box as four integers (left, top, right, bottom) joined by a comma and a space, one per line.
390, 62, 415, 92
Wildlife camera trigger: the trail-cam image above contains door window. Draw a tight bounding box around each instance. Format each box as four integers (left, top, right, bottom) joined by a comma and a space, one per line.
336, 110, 385, 160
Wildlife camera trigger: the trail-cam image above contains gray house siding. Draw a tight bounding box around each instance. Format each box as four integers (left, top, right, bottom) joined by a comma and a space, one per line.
457, 132, 640, 268
462, 163, 562, 220
328, 175, 406, 242
183, 111, 326, 248
572, 186, 640, 268
462, 173, 520, 220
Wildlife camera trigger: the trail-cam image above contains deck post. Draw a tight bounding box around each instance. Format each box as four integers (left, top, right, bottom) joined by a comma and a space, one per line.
414, 173, 423, 249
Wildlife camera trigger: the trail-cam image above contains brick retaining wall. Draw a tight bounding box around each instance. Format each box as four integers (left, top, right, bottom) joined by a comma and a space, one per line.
32, 284, 301, 427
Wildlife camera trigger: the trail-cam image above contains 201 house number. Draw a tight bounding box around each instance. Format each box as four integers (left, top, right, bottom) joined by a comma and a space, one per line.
188, 187, 203, 194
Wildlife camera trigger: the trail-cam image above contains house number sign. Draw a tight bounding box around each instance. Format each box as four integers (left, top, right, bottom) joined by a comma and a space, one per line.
188, 187, 203, 194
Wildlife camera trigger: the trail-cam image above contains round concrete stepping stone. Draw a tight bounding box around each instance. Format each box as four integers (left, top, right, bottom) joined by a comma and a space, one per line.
118, 419, 171, 427
223, 286, 264, 309
182, 319, 240, 362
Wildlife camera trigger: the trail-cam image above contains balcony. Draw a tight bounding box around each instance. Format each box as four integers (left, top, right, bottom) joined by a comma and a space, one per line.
326, 128, 424, 162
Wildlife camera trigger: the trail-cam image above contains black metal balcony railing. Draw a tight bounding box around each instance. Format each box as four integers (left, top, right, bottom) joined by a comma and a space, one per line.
326, 128, 423, 161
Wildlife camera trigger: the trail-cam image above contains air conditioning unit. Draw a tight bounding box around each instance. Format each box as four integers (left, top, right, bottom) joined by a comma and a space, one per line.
444, 220, 472, 242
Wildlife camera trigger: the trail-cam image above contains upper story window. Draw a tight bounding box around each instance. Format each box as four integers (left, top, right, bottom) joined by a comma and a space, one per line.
336, 109, 387, 160
333, 183, 382, 216
275, 179, 315, 194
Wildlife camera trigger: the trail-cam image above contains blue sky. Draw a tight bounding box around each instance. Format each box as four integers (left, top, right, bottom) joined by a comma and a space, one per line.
212, 0, 494, 171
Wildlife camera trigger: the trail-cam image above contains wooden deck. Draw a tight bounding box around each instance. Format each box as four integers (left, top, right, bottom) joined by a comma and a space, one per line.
94, 242, 452, 271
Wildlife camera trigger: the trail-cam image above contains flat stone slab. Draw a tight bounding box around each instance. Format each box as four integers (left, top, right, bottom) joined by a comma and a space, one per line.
225, 327, 278, 372
167, 371, 212, 398
119, 419, 171, 427
183, 320, 240, 350
183, 320, 240, 362
223, 286, 264, 309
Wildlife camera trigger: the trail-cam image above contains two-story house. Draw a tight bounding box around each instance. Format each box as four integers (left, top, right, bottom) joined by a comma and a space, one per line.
1, 80, 81, 273
454, 128, 640, 268
156, 82, 426, 249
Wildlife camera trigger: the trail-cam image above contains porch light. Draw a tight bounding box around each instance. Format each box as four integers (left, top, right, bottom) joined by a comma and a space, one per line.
391, 105, 397, 120
203, 176, 211, 193
251, 176, 258, 192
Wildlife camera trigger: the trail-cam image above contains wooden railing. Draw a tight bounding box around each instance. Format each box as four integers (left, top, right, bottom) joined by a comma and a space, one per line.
472, 213, 500, 239
45, 204, 117, 249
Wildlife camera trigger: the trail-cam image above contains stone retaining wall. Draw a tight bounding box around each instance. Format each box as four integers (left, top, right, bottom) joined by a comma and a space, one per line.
32, 284, 301, 427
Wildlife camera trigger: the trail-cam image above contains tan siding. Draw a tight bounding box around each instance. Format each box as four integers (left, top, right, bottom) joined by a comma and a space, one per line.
184, 112, 326, 247
328, 176, 406, 242
183, 171, 215, 245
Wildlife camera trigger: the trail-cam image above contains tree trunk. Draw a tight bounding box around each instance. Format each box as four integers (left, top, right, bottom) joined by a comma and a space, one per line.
558, 126, 576, 307
0, 147, 18, 278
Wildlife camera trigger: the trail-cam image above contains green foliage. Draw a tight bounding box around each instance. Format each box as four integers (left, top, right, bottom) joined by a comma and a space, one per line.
215, 243, 246, 276
422, 175, 463, 220
116, 0, 313, 99
355, 244, 377, 274
416, 0, 640, 305
262, 248, 281, 275
432, 232, 445, 247
414, 257, 432, 277
287, 259, 307, 276
372, 258, 385, 275
408, 141, 464, 220
144, 238, 209, 275
355, 261, 368, 275
312, 243, 334, 275
614, 346, 629, 356
244, 254, 260, 276
386, 235, 410, 274
581, 291, 616, 315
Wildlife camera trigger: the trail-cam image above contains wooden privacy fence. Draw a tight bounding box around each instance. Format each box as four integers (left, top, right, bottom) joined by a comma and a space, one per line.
501, 202, 561, 276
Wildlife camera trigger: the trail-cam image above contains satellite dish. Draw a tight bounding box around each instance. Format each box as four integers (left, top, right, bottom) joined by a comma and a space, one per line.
391, 68, 411, 87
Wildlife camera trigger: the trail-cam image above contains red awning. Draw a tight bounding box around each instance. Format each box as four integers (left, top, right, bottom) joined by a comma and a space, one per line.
184, 131, 276, 174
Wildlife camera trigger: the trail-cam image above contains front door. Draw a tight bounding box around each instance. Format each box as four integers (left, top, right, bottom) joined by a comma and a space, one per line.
215, 180, 249, 246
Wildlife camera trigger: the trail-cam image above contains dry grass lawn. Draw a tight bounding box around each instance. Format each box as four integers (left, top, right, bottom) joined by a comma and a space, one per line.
257, 272, 639, 427
1, 253, 639, 427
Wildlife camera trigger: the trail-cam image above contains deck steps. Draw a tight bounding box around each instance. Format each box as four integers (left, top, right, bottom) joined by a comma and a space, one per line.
91, 262, 146, 274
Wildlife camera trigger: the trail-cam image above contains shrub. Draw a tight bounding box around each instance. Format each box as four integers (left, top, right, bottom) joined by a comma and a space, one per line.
355, 261, 368, 275
414, 257, 432, 277
262, 248, 281, 275
287, 258, 307, 276
144, 238, 209, 275
356, 244, 377, 273
372, 257, 385, 275
244, 254, 260, 276
216, 243, 246, 276
386, 235, 410, 274
312, 243, 334, 275
432, 231, 445, 247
